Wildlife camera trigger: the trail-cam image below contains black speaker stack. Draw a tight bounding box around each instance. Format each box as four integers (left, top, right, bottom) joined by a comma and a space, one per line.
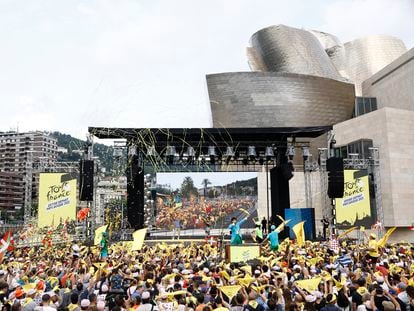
326, 157, 344, 198
79, 160, 94, 201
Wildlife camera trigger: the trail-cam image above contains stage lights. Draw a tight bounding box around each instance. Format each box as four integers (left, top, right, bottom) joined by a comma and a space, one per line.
165, 146, 176, 165
286, 145, 295, 160
247, 146, 257, 161
302, 146, 310, 161
155, 145, 286, 167
208, 146, 217, 164
265, 146, 275, 160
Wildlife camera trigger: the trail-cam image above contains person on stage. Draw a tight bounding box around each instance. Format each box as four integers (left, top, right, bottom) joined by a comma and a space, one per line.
253, 218, 264, 243
100, 232, 108, 260
261, 217, 267, 235
261, 224, 283, 251
228, 216, 248, 245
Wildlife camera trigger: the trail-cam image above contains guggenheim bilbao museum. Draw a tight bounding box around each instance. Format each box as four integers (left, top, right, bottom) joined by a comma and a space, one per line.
206, 24, 414, 241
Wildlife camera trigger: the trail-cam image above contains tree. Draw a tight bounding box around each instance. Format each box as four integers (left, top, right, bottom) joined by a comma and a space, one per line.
181, 177, 198, 199
201, 178, 211, 197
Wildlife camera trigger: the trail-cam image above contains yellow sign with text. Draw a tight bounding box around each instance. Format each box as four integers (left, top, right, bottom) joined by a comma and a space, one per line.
335, 170, 371, 228
38, 173, 77, 228
230, 245, 260, 263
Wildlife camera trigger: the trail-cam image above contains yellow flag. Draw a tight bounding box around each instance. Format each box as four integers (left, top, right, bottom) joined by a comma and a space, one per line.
276, 219, 291, 233
94, 225, 107, 246
239, 208, 250, 216
22, 283, 36, 292
338, 227, 357, 239
292, 221, 305, 246
220, 285, 241, 300
240, 266, 252, 275
295, 277, 321, 292
131, 228, 147, 251
378, 227, 396, 248
238, 276, 255, 287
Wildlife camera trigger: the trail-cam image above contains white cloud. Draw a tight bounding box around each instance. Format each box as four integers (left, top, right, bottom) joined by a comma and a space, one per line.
321, 0, 414, 47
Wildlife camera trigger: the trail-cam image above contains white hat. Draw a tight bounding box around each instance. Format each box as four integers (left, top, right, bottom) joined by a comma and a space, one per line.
254, 270, 261, 275
27, 289, 36, 296
81, 299, 91, 307
312, 291, 323, 299
305, 295, 317, 303
101, 284, 109, 293
203, 267, 209, 273
293, 265, 301, 270
141, 291, 150, 299
0, 270, 4, 275
376, 276, 384, 283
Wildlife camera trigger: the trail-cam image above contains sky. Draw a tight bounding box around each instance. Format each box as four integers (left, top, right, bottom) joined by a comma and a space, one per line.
0, 0, 413, 141
156, 172, 258, 191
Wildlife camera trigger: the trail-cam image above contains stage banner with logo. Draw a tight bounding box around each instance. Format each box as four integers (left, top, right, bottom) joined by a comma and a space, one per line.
38, 173, 77, 228
335, 170, 372, 229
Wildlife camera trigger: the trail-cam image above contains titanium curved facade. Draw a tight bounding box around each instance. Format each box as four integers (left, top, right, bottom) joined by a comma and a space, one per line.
249, 25, 343, 81
308, 30, 341, 50
207, 72, 355, 128
343, 35, 407, 95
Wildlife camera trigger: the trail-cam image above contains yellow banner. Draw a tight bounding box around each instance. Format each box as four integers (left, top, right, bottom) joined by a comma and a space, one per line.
230, 245, 260, 263
38, 173, 76, 228
335, 170, 371, 228
296, 277, 322, 293
131, 228, 147, 251
220, 285, 241, 300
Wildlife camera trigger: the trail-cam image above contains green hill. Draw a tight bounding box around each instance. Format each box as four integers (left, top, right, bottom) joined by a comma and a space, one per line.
52, 132, 114, 175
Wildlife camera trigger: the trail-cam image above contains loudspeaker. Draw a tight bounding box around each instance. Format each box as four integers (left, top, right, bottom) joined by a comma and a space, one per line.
126, 155, 145, 229
327, 157, 344, 172
79, 160, 94, 201
270, 165, 290, 240
327, 157, 344, 198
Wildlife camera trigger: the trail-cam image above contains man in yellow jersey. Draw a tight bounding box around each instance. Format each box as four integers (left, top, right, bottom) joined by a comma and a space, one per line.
366, 233, 380, 265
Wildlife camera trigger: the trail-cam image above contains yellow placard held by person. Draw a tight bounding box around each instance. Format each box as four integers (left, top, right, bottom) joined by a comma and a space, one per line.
296, 277, 322, 293
220, 285, 241, 300
38, 173, 77, 228
94, 225, 108, 246
131, 228, 147, 251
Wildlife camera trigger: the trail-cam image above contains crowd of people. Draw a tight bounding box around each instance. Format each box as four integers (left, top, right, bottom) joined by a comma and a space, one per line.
155, 197, 256, 231
0, 227, 413, 311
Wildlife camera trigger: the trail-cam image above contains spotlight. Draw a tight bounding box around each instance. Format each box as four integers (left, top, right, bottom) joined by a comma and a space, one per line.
302, 147, 310, 161
286, 145, 295, 161
265, 146, 275, 161
165, 146, 176, 165
208, 146, 216, 164
247, 146, 256, 161
224, 146, 235, 164
185, 146, 195, 164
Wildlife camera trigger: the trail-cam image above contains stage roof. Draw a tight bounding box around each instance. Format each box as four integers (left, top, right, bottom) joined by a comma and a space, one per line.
89, 126, 331, 147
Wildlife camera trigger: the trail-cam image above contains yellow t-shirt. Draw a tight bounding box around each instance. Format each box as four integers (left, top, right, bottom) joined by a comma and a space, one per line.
368, 239, 379, 257
213, 307, 230, 311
